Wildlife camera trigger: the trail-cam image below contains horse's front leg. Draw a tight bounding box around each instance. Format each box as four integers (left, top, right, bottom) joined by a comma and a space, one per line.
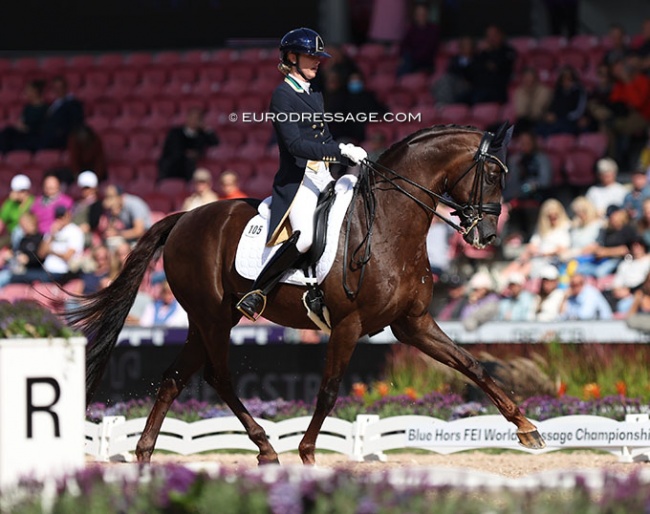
136, 329, 205, 463
391, 314, 546, 450
298, 322, 361, 465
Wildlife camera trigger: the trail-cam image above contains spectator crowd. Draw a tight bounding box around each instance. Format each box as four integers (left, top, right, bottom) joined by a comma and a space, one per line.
1, 5, 650, 328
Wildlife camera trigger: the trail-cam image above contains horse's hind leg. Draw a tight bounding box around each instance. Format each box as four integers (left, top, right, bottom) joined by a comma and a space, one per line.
391, 314, 546, 450
200, 319, 280, 465
136, 325, 205, 463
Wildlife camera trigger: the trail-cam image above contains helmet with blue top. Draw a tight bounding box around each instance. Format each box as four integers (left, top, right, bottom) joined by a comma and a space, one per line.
279, 28, 331, 64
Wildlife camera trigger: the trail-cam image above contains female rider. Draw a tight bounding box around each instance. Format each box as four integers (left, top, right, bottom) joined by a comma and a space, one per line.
236, 27, 367, 321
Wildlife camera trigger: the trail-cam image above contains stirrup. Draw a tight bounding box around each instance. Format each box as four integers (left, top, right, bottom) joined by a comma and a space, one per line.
236, 289, 267, 322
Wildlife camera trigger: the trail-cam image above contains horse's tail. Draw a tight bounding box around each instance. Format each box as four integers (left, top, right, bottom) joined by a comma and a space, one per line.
70, 212, 185, 403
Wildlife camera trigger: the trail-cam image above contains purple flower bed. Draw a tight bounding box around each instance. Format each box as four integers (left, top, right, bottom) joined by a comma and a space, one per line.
87, 393, 650, 423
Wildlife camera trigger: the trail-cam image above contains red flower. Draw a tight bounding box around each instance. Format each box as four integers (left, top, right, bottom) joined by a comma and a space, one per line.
352, 382, 367, 398
404, 387, 418, 400
616, 381, 627, 397
375, 382, 390, 398
557, 381, 567, 397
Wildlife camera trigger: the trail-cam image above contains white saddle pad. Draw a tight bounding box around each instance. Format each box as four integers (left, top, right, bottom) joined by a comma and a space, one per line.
235, 174, 358, 286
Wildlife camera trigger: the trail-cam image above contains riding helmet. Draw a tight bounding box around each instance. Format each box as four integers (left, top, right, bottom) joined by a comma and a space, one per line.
279, 28, 331, 63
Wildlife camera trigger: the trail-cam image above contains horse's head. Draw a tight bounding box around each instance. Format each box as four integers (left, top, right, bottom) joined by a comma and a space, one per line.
442, 123, 513, 248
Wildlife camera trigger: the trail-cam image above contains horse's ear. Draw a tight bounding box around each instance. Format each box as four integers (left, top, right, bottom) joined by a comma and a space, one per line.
490, 122, 514, 163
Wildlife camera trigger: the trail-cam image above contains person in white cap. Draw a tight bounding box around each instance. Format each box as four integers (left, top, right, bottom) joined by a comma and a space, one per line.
585, 158, 628, 217
534, 264, 565, 322
72, 170, 103, 246
182, 168, 218, 211
0, 174, 34, 249
496, 272, 536, 321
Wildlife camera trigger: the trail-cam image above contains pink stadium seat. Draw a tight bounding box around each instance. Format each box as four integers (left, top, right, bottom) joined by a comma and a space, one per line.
134, 162, 158, 181
367, 73, 396, 95
142, 192, 174, 213
398, 72, 428, 91
84, 70, 112, 89
244, 173, 273, 199
218, 127, 246, 147
95, 53, 124, 70
246, 125, 273, 145
236, 95, 265, 113
12, 57, 39, 73
86, 115, 111, 132
108, 164, 135, 185
157, 178, 187, 196
206, 144, 237, 161
576, 132, 608, 157
564, 148, 597, 187
3, 151, 32, 170
437, 103, 470, 124
226, 64, 256, 82
32, 150, 63, 170
237, 142, 267, 161
1, 73, 26, 94
155, 51, 182, 66
124, 52, 153, 68
140, 66, 168, 87
254, 157, 278, 177
544, 149, 566, 187
101, 132, 128, 155
111, 115, 140, 132
149, 98, 177, 118
524, 49, 556, 73
470, 102, 501, 129
128, 130, 157, 152
542, 133, 577, 153
199, 65, 227, 84
220, 79, 248, 96
39, 56, 67, 74
357, 43, 386, 61
557, 49, 588, 71
125, 176, 156, 195
91, 99, 120, 118
63, 71, 83, 90
121, 99, 149, 118
386, 89, 414, 110
0, 58, 11, 74
66, 54, 95, 71
183, 50, 211, 64
113, 69, 140, 88
30, 282, 65, 312
538, 35, 568, 53
0, 284, 33, 302
168, 66, 198, 86
569, 34, 600, 51
150, 210, 167, 223
508, 36, 537, 55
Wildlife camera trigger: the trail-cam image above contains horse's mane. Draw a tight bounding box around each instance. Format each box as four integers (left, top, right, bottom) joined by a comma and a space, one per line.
378, 124, 482, 162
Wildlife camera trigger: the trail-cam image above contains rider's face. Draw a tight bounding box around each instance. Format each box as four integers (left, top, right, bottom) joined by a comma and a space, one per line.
292, 53, 321, 80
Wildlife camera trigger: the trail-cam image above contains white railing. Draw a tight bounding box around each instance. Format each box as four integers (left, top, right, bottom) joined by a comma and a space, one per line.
85, 413, 650, 463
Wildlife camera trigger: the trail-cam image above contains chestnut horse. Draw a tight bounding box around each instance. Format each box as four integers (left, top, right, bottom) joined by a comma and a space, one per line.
73, 124, 546, 465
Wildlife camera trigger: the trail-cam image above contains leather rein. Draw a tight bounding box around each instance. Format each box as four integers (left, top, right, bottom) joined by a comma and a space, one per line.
342, 131, 508, 299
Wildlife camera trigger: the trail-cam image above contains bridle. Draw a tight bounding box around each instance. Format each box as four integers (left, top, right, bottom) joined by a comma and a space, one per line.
362, 131, 509, 235
342, 131, 509, 299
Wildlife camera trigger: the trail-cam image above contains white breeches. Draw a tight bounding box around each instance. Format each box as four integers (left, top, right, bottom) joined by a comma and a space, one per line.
289, 164, 334, 253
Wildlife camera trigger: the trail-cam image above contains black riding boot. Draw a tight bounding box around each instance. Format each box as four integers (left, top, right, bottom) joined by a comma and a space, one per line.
236, 232, 303, 321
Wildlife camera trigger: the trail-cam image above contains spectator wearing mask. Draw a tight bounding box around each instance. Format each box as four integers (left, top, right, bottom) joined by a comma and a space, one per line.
537, 66, 588, 136
182, 168, 219, 211
431, 36, 477, 106
339, 73, 387, 143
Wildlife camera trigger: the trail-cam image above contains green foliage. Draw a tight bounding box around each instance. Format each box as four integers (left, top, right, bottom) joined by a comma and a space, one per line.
0, 300, 77, 339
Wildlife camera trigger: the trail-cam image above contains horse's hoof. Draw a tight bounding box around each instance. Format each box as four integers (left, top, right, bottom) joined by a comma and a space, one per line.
517, 429, 546, 450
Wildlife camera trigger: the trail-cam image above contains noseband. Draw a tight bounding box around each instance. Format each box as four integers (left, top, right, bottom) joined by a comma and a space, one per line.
363, 131, 509, 235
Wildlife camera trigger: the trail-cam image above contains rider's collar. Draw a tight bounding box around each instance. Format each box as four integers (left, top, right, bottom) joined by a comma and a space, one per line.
285, 74, 311, 94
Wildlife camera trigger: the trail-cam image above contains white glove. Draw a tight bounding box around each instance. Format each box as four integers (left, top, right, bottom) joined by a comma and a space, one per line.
339, 143, 368, 164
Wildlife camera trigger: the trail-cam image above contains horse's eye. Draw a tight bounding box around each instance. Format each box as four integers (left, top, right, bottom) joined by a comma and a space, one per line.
485, 170, 500, 186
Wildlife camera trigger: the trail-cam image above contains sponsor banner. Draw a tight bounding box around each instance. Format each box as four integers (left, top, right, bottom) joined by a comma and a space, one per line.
404, 415, 650, 449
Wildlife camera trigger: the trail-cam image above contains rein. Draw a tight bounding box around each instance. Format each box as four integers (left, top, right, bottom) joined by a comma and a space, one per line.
341, 131, 509, 299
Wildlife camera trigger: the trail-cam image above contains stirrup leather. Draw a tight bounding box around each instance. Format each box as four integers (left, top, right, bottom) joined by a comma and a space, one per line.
236, 289, 267, 322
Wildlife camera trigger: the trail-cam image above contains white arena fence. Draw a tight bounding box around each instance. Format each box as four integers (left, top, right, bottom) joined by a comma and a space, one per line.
85, 413, 650, 463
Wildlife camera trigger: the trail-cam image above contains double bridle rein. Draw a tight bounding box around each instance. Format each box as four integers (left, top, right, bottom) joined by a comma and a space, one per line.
364, 131, 509, 235
342, 131, 508, 299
